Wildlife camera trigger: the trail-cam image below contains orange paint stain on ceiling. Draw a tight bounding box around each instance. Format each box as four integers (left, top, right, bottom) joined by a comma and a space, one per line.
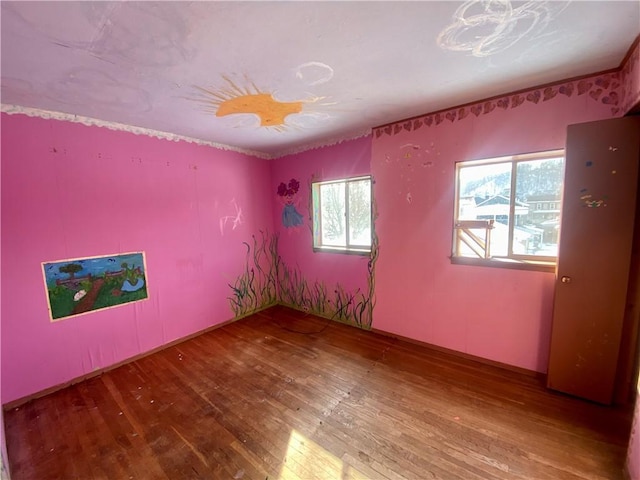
195, 76, 310, 129
216, 93, 303, 127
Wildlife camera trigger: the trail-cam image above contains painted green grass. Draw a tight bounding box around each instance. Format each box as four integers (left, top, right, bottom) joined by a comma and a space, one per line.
277, 263, 373, 328
48, 275, 148, 319
228, 201, 380, 329
277, 192, 380, 329
276, 225, 379, 329
365, 200, 380, 325
93, 279, 148, 310
228, 231, 279, 317
48, 285, 76, 319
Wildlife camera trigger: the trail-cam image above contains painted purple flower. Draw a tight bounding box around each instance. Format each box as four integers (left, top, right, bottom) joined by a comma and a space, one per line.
277, 182, 288, 196
288, 178, 300, 193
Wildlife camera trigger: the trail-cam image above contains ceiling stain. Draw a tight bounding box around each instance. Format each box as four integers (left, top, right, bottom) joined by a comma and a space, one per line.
217, 93, 303, 127
194, 75, 329, 130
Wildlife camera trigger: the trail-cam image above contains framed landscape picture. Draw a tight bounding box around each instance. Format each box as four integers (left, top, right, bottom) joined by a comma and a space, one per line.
42, 252, 149, 321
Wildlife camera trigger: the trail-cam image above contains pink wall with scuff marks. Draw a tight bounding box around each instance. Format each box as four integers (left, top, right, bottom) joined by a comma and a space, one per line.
1, 113, 274, 404
371, 71, 622, 373
621, 38, 640, 114
270, 137, 372, 310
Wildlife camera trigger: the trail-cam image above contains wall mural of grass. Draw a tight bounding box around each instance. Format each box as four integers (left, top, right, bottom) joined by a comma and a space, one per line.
227, 230, 279, 318
227, 227, 379, 329
277, 259, 374, 328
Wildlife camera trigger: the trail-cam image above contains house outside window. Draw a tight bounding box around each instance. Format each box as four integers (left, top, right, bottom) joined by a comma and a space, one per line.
453, 150, 564, 270
311, 176, 372, 254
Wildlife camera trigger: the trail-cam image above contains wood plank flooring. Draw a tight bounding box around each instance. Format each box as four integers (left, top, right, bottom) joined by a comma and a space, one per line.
4, 306, 633, 479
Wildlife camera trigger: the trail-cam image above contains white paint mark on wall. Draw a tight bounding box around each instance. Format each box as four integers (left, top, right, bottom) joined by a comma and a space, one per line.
219, 198, 244, 235
400, 143, 421, 150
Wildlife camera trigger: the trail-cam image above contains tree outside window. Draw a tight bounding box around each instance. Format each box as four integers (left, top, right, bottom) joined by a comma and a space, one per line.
312, 176, 372, 253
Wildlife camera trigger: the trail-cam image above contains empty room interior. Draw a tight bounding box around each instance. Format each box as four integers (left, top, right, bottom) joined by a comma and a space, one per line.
2, 1, 640, 479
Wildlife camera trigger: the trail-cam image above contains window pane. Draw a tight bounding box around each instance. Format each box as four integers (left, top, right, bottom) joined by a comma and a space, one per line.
320, 183, 346, 246
348, 179, 371, 246
514, 157, 564, 256
458, 162, 512, 257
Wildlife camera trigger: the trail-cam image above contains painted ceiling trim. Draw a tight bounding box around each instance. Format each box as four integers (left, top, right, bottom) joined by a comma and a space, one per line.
0, 103, 371, 160
0, 104, 271, 160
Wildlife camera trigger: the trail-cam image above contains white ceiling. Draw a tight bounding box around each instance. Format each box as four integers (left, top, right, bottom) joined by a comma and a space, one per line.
1, 1, 638, 158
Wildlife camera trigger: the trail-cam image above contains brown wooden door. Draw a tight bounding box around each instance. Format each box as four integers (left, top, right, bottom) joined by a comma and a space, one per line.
547, 117, 640, 404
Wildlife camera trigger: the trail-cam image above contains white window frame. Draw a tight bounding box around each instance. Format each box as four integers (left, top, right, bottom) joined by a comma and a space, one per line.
312, 176, 372, 254
452, 149, 564, 271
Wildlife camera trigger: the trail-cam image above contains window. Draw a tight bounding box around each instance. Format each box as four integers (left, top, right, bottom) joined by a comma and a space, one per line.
312, 176, 372, 253
453, 150, 564, 270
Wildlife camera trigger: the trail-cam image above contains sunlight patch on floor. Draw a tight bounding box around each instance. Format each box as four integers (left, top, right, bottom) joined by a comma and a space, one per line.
279, 429, 369, 480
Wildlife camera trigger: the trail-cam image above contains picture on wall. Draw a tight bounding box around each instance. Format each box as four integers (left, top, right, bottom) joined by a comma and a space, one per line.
42, 252, 148, 321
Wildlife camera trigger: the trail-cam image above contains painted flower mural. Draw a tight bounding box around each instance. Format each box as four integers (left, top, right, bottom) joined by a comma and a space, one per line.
277, 178, 304, 229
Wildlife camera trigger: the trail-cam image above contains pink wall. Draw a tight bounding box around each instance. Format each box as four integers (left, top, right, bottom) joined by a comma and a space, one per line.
621, 38, 640, 114
629, 396, 640, 480
270, 137, 373, 325
1, 113, 274, 404
371, 71, 621, 373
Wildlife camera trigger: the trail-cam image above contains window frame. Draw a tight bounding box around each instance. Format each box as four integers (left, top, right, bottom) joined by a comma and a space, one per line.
452, 149, 564, 272
312, 175, 372, 255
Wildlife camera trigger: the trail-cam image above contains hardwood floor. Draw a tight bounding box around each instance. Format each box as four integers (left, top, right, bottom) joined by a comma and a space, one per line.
4, 306, 633, 479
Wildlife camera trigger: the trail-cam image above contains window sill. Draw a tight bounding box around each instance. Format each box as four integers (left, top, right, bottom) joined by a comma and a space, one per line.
450, 256, 556, 273
313, 246, 371, 256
